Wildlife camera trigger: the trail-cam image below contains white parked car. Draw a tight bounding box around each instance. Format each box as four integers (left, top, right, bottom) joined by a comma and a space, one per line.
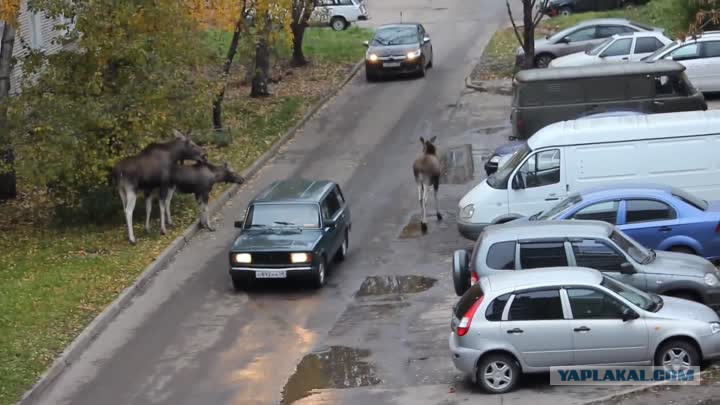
310, 0, 369, 31
642, 31, 720, 93
549, 31, 672, 68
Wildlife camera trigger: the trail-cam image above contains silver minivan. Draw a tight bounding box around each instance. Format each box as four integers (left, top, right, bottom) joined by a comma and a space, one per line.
449, 267, 720, 393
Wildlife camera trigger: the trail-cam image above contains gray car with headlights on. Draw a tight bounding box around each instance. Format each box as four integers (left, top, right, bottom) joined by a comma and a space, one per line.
450, 267, 720, 394
228, 179, 351, 290
451, 220, 720, 308
363, 23, 434, 81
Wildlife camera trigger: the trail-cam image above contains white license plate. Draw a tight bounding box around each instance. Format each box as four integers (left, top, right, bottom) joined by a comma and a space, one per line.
383, 62, 401, 67
256, 271, 287, 279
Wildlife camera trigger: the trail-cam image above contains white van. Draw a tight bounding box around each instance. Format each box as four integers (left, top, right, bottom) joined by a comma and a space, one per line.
457, 110, 720, 240
310, 0, 369, 31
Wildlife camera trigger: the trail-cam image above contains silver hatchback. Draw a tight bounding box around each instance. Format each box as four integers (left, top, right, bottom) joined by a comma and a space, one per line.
449, 267, 720, 394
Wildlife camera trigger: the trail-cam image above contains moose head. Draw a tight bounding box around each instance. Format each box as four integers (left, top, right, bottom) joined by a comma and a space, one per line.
215, 162, 245, 185
420, 136, 437, 156
171, 129, 207, 163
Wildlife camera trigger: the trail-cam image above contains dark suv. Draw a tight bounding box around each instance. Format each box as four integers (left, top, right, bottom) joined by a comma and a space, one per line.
229, 179, 351, 290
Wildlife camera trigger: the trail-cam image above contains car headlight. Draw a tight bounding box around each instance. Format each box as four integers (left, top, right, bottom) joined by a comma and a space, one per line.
291, 252, 311, 263
711, 322, 720, 334
460, 204, 475, 219
705, 273, 720, 287
367, 53, 378, 62
489, 155, 501, 164
234, 253, 252, 264
406, 49, 421, 60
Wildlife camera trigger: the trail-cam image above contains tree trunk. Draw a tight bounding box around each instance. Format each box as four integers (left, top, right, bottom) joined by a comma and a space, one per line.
0, 23, 17, 200
250, 17, 271, 98
522, 0, 535, 69
290, 22, 308, 67
212, 18, 244, 129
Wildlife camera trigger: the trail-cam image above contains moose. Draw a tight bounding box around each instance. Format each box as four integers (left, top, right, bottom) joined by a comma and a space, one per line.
412, 136, 442, 234
110, 130, 207, 244
159, 161, 245, 231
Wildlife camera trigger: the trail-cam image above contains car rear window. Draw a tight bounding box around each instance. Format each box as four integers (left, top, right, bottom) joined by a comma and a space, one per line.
632, 22, 654, 31
485, 293, 510, 321
672, 188, 708, 211
486, 241, 516, 270
454, 284, 484, 318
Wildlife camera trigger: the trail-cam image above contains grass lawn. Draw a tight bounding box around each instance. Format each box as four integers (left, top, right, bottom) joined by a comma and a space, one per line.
472, 0, 690, 80
0, 26, 371, 405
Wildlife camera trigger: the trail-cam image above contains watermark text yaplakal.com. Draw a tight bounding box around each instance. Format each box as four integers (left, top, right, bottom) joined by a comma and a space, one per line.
550, 366, 701, 386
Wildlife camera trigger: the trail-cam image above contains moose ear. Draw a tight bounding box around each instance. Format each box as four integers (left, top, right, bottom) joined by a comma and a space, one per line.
429, 136, 437, 143
172, 129, 185, 140
419, 137, 425, 144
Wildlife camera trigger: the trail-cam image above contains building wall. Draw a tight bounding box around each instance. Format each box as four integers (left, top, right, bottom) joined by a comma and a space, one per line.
1, 0, 70, 94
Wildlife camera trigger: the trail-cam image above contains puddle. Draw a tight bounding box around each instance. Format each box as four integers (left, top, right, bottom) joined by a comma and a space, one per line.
399, 213, 451, 239
280, 346, 381, 405
355, 275, 437, 297
441, 145, 474, 184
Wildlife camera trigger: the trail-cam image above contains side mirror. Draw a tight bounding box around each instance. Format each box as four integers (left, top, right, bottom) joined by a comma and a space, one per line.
620, 261, 637, 275
324, 219, 336, 229
622, 307, 639, 322
363, 40, 369, 47
452, 249, 471, 296
234, 220, 244, 229
423, 36, 430, 44
558, 37, 569, 44
511, 175, 523, 190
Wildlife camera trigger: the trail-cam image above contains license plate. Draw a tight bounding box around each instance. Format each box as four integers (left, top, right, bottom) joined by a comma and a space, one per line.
256, 271, 287, 279
383, 62, 401, 67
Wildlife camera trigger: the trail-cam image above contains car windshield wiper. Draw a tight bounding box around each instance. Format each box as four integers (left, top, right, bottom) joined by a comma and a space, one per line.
529, 212, 542, 221
273, 221, 296, 226
248, 224, 267, 228
644, 248, 657, 264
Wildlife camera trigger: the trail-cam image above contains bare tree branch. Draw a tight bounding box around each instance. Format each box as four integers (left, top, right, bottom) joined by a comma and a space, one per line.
506, 0, 525, 47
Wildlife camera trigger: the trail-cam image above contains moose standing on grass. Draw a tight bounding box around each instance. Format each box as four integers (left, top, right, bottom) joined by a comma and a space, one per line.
413, 136, 442, 234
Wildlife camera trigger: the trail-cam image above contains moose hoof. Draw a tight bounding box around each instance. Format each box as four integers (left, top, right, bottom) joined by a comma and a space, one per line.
129, 238, 137, 245
421, 222, 428, 234
437, 212, 443, 221
160, 228, 167, 235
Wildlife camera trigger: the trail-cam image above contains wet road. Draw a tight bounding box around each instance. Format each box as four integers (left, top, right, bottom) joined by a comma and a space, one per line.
33, 0, 511, 404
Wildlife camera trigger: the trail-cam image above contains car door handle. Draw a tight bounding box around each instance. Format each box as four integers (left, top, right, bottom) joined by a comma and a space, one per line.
573, 326, 591, 332
622, 57, 629, 60
658, 226, 672, 232
507, 328, 524, 334
545, 197, 560, 201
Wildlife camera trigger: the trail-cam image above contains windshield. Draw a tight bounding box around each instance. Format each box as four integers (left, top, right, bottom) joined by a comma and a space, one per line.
601, 275, 656, 311
246, 203, 320, 229
536, 193, 582, 220
547, 26, 575, 42
487, 143, 531, 189
642, 40, 677, 61
609, 229, 652, 264
586, 38, 612, 55
672, 187, 708, 211
372, 27, 418, 46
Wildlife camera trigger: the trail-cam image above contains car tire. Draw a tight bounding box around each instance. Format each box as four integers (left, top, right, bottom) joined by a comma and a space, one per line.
428, 49, 433, 68
335, 231, 349, 262
654, 340, 700, 371
231, 274, 253, 291
667, 290, 701, 303
330, 17, 347, 31
311, 256, 327, 289
534, 53, 555, 68
670, 246, 696, 255
559, 6, 572, 16
366, 70, 377, 82
476, 353, 520, 394
418, 57, 427, 78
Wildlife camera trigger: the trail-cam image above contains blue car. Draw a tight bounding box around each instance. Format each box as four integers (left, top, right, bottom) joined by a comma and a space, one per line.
524, 184, 720, 261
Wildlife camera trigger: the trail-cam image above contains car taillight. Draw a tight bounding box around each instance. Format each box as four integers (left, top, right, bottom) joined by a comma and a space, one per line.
457, 296, 484, 337
470, 271, 479, 285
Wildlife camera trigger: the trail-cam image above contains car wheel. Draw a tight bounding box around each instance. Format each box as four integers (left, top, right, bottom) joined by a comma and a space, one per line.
670, 246, 696, 255
366, 70, 377, 82
335, 231, 349, 262
655, 340, 700, 372
418, 57, 427, 78
428, 49, 434, 68
311, 256, 327, 288
476, 353, 520, 394
231, 274, 253, 291
559, 6, 572, 16
330, 17, 347, 31
534, 53, 555, 68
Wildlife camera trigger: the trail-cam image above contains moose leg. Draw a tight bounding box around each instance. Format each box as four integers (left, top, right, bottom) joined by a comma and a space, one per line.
158, 187, 168, 235
124, 189, 137, 244
201, 193, 215, 231
118, 186, 127, 210
420, 183, 428, 234
432, 175, 442, 221
144, 192, 153, 233
164, 187, 175, 226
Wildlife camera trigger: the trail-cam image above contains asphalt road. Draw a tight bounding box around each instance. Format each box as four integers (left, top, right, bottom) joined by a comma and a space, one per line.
33, 1, 511, 404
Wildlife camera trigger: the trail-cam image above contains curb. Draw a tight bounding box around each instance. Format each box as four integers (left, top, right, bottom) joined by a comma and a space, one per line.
18, 59, 364, 405
579, 367, 716, 405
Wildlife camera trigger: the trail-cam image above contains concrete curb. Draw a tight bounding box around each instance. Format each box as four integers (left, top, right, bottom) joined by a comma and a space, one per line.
18, 59, 364, 405
579, 367, 715, 405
